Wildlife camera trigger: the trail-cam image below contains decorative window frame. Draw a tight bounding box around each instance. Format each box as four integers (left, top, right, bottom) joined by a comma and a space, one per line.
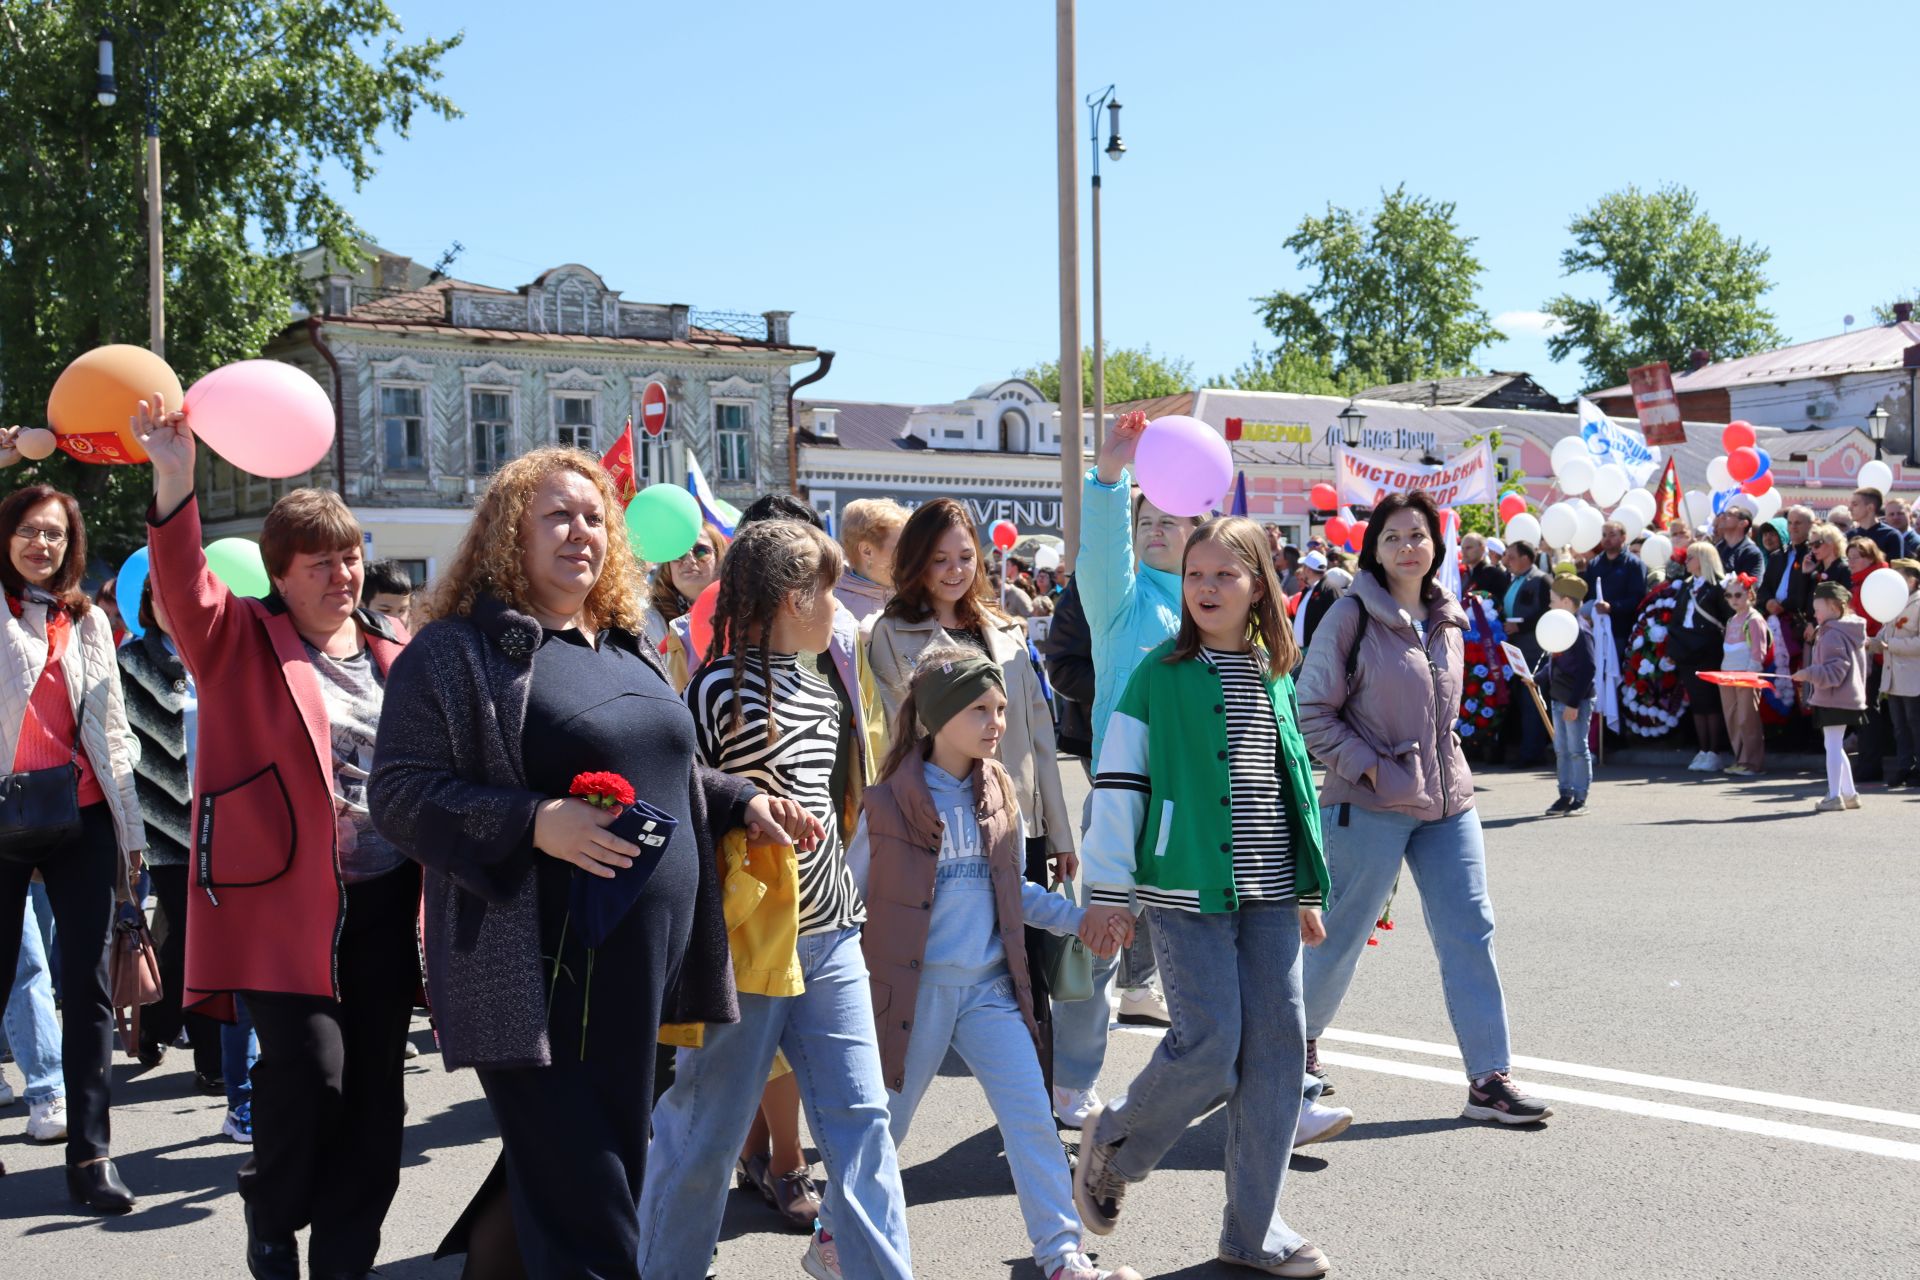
370, 356, 434, 479
465, 379, 519, 476
712, 397, 758, 485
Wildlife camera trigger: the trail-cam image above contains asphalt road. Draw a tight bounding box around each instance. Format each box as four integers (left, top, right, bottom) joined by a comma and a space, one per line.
4, 762, 1917, 1279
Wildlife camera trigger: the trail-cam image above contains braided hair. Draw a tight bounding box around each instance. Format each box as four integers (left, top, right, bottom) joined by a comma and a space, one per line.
709, 518, 845, 744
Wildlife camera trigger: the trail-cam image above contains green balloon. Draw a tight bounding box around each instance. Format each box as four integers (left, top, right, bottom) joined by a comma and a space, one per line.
205, 536, 271, 599
625, 485, 702, 562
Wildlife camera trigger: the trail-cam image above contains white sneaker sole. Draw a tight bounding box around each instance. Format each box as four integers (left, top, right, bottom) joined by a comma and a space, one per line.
1217, 1248, 1332, 1277
1294, 1109, 1353, 1146
800, 1247, 839, 1280
1462, 1102, 1554, 1124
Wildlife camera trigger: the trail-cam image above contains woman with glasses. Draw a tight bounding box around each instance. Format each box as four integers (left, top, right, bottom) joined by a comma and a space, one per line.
0, 457, 149, 1212
643, 523, 726, 689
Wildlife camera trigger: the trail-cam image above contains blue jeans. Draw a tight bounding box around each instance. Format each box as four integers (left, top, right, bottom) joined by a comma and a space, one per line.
1553, 698, 1594, 799
1093, 900, 1309, 1265
222, 995, 258, 1111
1304, 805, 1512, 1081
4, 886, 63, 1103
638, 927, 911, 1279
890, 973, 1086, 1274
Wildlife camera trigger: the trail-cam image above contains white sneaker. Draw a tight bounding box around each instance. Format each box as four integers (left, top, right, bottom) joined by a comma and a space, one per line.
1704, 753, 1727, 771
1116, 985, 1171, 1026
1294, 1099, 1353, 1146
1686, 751, 1711, 771
0, 1075, 15, 1107
27, 1094, 68, 1142
1053, 1083, 1103, 1129
801, 1228, 842, 1280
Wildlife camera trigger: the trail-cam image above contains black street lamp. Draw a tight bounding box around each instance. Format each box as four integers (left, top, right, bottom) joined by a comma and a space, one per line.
1338, 401, 1366, 449
95, 30, 117, 106
1087, 85, 1125, 455
1867, 406, 1890, 460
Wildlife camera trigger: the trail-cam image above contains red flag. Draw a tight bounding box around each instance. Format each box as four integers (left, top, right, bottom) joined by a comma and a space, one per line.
601, 417, 637, 502
1650, 456, 1680, 532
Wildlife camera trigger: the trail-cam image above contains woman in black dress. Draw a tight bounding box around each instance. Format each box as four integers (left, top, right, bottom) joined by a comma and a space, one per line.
1670, 541, 1735, 769
369, 447, 817, 1279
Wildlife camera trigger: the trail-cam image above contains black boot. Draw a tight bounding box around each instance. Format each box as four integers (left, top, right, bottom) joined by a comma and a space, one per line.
244, 1198, 300, 1280
66, 1158, 136, 1213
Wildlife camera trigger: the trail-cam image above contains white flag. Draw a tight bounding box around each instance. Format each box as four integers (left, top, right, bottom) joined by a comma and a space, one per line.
1592, 577, 1621, 731
1577, 395, 1662, 487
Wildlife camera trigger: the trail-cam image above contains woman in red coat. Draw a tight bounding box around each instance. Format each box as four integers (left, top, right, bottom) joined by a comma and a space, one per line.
137, 400, 418, 1280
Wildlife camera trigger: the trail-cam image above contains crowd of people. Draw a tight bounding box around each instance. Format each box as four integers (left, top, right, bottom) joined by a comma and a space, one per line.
2, 400, 1917, 1279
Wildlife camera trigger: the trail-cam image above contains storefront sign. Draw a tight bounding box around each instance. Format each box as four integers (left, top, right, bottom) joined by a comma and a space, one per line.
1335, 442, 1496, 509
1225, 418, 1315, 444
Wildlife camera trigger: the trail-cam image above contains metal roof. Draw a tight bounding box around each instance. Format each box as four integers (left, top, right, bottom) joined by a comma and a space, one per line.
1590, 321, 1920, 398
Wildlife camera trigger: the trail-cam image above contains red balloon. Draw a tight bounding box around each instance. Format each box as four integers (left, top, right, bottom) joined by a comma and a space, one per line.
990, 520, 1019, 552
1323, 518, 1350, 545
688, 581, 720, 663
1309, 482, 1339, 510
1727, 446, 1761, 482
1722, 421, 1756, 452
1741, 472, 1774, 496
1498, 493, 1527, 523
1347, 521, 1368, 551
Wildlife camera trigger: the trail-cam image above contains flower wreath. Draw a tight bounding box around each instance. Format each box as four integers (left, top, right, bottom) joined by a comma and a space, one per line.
1457, 593, 1510, 742
1621, 580, 1688, 736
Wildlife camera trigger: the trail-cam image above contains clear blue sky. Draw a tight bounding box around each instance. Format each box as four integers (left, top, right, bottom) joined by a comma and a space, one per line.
338, 0, 1918, 404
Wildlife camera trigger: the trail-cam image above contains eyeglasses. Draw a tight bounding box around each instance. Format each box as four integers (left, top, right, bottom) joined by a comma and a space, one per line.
11, 525, 68, 548
677, 546, 714, 564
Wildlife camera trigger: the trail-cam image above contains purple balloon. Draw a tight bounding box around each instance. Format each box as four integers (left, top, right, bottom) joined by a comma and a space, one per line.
1134, 415, 1233, 517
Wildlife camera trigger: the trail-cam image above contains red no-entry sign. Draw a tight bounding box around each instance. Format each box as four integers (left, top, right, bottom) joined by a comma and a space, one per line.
641, 381, 669, 438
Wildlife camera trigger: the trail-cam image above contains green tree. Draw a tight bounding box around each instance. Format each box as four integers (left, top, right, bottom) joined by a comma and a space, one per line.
1017, 343, 1194, 405
0, 1, 461, 561
1543, 184, 1784, 391
1213, 345, 1357, 396
1251, 185, 1504, 388
1872, 291, 1919, 323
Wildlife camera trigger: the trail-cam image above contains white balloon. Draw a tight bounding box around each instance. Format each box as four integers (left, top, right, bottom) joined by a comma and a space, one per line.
1589, 463, 1630, 507
1503, 513, 1541, 546
1033, 545, 1062, 571
1572, 504, 1605, 552
1751, 488, 1782, 524
1615, 507, 1648, 541
14, 426, 57, 461
1683, 490, 1714, 531
1551, 436, 1590, 473
1861, 567, 1910, 624
1539, 502, 1578, 550
1641, 533, 1674, 567
1555, 453, 1596, 495
1859, 459, 1894, 496
1617, 488, 1656, 522
1535, 608, 1580, 655
1706, 456, 1734, 492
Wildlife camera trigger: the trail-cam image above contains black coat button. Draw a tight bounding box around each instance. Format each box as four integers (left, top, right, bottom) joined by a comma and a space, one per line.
1220, 796, 1229, 806
1217, 750, 1227, 760
909, 959, 920, 969
920, 900, 931, 909
1220, 841, 1231, 852
901, 1020, 910, 1030
1214, 704, 1224, 714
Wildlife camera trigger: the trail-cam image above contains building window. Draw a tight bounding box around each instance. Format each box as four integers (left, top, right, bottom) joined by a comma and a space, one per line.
394, 558, 431, 593
469, 389, 514, 474
714, 401, 753, 483
327, 280, 352, 315
554, 394, 596, 452
380, 385, 426, 472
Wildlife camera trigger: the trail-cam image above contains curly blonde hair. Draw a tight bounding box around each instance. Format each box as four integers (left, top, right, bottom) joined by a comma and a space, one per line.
429, 447, 647, 634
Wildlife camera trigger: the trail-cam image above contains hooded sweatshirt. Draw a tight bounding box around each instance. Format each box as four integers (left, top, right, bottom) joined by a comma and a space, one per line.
1078, 467, 1184, 768
1806, 615, 1869, 710
1759, 516, 1795, 607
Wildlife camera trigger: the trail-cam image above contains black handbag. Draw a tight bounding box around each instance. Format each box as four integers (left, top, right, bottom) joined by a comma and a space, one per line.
0, 760, 82, 859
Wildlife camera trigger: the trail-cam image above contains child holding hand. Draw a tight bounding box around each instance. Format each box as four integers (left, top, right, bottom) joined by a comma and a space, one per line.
858, 645, 1139, 1280
1074, 516, 1333, 1278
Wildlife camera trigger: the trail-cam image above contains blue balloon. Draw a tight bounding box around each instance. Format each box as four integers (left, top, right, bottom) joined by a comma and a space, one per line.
1752, 448, 1771, 479
114, 547, 150, 640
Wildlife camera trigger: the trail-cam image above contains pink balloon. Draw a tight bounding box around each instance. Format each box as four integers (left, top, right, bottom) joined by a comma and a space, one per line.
1134, 415, 1233, 518
183, 360, 335, 479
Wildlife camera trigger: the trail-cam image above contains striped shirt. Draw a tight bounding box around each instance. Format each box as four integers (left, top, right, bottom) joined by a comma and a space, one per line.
1202, 648, 1304, 906
688, 649, 863, 935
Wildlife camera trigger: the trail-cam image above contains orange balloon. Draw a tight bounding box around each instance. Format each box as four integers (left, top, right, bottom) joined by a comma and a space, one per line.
45, 344, 182, 466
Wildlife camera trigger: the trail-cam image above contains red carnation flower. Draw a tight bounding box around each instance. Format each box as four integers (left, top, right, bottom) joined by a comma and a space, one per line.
570, 771, 636, 809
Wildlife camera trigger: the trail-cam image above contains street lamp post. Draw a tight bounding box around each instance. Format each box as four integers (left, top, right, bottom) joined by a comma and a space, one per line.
1338, 401, 1366, 449
1054, 0, 1082, 568
1867, 406, 1890, 461
1086, 85, 1124, 456
96, 30, 165, 359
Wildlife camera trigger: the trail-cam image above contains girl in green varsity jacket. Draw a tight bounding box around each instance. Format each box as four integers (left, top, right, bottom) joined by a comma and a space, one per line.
1072, 516, 1336, 1279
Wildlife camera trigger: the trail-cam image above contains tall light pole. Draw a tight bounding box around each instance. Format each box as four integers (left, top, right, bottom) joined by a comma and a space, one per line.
1086, 86, 1125, 457
1055, 0, 1083, 568
96, 30, 165, 358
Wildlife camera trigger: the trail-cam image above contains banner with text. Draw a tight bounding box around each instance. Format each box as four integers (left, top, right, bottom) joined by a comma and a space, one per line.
1625, 362, 1687, 447
1335, 442, 1496, 509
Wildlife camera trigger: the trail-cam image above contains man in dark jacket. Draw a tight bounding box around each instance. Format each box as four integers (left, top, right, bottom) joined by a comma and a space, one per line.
1850, 487, 1906, 562
1462, 531, 1511, 599
1581, 520, 1648, 663
1713, 507, 1766, 579
1500, 541, 1553, 765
